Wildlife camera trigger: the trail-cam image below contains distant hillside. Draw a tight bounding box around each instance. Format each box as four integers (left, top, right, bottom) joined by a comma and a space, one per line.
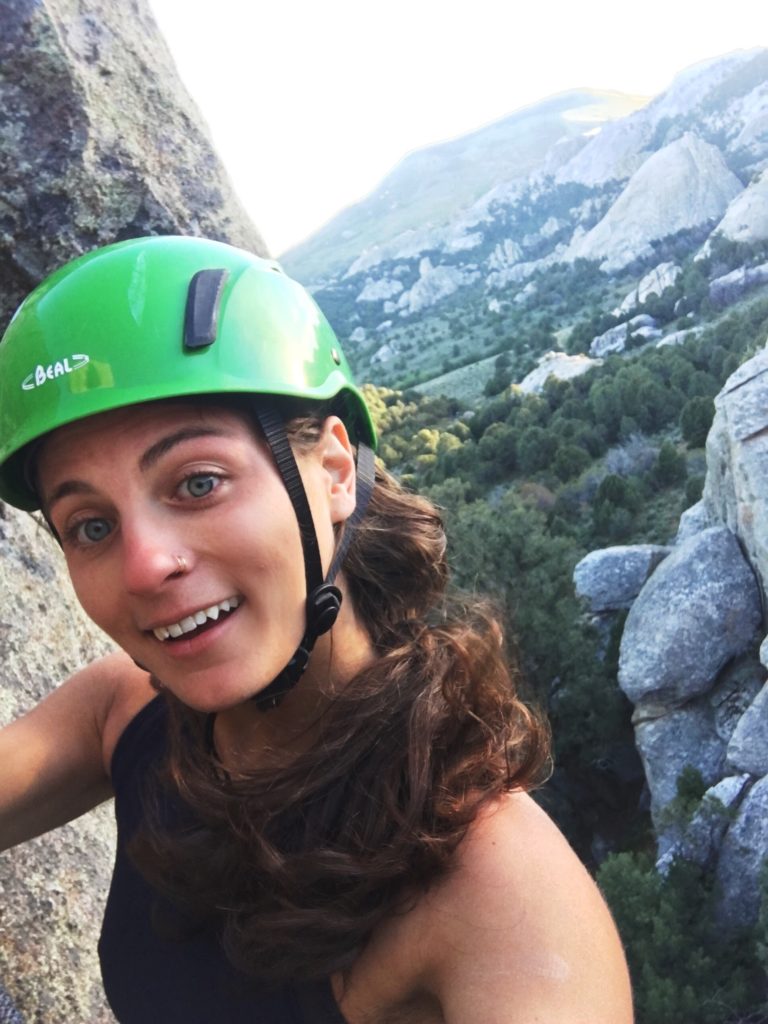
281, 90, 647, 282
283, 48, 768, 403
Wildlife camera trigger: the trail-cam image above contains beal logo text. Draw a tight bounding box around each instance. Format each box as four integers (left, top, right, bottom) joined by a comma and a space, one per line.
21, 354, 90, 391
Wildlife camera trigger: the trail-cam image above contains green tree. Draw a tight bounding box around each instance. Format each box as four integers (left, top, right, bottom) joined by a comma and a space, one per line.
680, 396, 715, 448
684, 475, 705, 508
654, 440, 687, 487
516, 426, 559, 475
598, 852, 764, 1024
552, 443, 591, 482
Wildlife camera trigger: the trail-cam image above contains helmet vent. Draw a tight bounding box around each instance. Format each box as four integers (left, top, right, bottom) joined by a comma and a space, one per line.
183, 268, 230, 350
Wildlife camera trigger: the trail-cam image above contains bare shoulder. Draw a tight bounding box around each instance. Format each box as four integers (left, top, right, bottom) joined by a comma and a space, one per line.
420, 792, 634, 1023
37, 649, 156, 772
335, 793, 633, 1024
91, 651, 157, 771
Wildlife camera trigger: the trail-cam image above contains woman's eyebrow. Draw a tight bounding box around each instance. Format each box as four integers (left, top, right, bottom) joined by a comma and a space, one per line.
138, 426, 233, 473
46, 480, 98, 512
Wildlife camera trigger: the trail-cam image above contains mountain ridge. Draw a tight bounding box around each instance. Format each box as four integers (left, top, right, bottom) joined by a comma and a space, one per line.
281, 88, 648, 281
284, 48, 768, 397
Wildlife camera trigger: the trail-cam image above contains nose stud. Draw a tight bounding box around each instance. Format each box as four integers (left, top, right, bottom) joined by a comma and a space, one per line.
174, 554, 188, 574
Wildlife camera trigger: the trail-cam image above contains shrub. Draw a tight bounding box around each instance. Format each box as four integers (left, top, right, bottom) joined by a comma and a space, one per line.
685, 474, 705, 508
681, 396, 716, 448
654, 440, 687, 487
598, 852, 765, 1024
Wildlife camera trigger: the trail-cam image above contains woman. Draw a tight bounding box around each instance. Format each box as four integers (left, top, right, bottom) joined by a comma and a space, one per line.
0, 236, 632, 1023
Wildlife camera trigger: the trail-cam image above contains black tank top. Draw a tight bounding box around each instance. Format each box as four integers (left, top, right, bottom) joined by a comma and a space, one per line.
98, 696, 348, 1024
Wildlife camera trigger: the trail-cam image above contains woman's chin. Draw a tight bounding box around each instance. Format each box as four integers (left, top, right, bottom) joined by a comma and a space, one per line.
148, 667, 283, 715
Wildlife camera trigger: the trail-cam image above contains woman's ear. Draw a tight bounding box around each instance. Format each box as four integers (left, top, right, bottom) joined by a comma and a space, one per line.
318, 416, 357, 524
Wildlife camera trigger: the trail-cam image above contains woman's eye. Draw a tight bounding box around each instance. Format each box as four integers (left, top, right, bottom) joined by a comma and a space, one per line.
181, 474, 218, 498
76, 518, 112, 544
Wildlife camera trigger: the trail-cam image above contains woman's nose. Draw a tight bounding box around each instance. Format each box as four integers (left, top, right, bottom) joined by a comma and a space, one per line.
120, 521, 189, 595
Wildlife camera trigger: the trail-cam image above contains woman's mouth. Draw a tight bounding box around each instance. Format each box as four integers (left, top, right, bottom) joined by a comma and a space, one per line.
150, 596, 241, 642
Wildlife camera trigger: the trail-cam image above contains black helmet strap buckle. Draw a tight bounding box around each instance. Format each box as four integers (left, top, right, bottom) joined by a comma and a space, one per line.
250, 404, 375, 711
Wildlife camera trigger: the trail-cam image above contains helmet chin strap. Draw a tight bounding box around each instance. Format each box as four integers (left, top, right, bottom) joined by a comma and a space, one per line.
250, 404, 375, 711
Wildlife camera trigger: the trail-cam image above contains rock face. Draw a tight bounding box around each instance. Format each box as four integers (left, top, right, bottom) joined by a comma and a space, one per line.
576, 345, 768, 930
569, 134, 743, 272
0, 504, 117, 1024
0, 0, 267, 326
713, 169, 768, 245
715, 774, 768, 930
613, 261, 682, 316
703, 345, 768, 595
396, 257, 480, 316
0, 1, 266, 1020
618, 528, 762, 707
589, 314, 660, 358
726, 681, 768, 776
517, 351, 599, 395
573, 544, 670, 612
708, 261, 768, 309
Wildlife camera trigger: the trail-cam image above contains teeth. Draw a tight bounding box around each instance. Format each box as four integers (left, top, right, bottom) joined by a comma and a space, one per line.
152, 596, 240, 642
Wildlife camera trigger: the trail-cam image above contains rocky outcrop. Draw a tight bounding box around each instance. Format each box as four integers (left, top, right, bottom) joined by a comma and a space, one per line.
517, 351, 599, 395
617, 528, 762, 707
286, 90, 646, 283
703, 345, 768, 595
675, 498, 715, 543
715, 774, 768, 930
356, 277, 404, 303
726, 680, 768, 776
290, 49, 768, 394
0, 1, 266, 1020
712, 169, 768, 245
573, 545, 670, 612
613, 261, 682, 316
575, 345, 768, 928
589, 314, 660, 357
656, 325, 704, 349
708, 261, 768, 309
396, 257, 480, 315
0, 0, 266, 326
656, 773, 751, 873
569, 134, 743, 272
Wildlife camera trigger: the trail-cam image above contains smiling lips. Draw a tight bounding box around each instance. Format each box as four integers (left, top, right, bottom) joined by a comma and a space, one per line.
151, 596, 241, 642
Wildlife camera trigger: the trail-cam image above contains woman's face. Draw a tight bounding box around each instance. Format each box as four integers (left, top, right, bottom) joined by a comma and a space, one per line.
36, 402, 357, 711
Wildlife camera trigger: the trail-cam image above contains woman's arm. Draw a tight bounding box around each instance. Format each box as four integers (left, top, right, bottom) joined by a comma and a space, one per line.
0, 651, 153, 852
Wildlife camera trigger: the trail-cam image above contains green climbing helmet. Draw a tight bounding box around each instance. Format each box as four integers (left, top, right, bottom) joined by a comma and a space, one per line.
0, 235, 376, 511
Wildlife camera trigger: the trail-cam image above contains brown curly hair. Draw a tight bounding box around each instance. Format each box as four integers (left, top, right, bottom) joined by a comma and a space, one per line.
130, 399, 551, 983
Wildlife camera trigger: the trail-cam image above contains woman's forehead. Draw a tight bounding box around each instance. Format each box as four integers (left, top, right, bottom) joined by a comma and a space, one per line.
36, 401, 254, 483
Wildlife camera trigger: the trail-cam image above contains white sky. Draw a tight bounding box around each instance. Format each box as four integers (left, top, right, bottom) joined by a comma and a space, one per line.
148, 0, 766, 256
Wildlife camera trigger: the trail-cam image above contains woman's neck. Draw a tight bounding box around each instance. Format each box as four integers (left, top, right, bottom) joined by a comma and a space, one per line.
211, 591, 375, 772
